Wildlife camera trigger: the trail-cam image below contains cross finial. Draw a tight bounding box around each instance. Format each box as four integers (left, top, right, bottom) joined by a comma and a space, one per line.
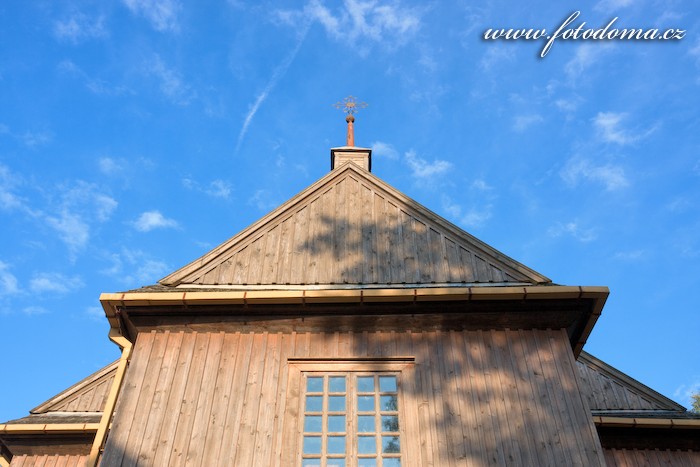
334, 95, 367, 146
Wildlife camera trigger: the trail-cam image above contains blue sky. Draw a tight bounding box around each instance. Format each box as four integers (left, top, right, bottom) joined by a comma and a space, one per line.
1, 0, 699, 421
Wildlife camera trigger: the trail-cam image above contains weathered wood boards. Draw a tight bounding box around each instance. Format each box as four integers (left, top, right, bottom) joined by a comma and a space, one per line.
102, 328, 604, 466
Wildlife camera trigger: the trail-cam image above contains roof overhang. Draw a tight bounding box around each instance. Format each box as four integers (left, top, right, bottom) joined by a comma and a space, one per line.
100, 285, 608, 356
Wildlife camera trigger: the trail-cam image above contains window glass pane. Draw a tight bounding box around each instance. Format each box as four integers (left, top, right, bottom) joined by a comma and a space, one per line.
307, 376, 323, 392
358, 415, 375, 432
379, 376, 397, 392
303, 436, 322, 454
302, 459, 321, 467
329, 376, 346, 392
305, 395, 323, 412
327, 459, 346, 467
382, 436, 400, 453
304, 415, 322, 432
358, 436, 376, 454
328, 395, 345, 412
357, 395, 374, 412
357, 376, 375, 392
380, 395, 398, 412
358, 459, 377, 467
327, 435, 346, 454
382, 458, 401, 467
328, 415, 345, 432
381, 415, 399, 432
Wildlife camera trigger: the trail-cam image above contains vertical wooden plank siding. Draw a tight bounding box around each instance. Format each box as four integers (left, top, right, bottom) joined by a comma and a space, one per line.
101, 328, 604, 466
605, 448, 700, 466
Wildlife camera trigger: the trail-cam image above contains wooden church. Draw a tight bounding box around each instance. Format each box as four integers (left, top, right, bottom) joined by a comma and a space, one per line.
2, 103, 699, 466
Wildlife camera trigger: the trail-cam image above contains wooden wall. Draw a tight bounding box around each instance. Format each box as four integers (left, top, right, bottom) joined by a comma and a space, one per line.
9, 454, 87, 467
604, 448, 700, 466
101, 328, 604, 466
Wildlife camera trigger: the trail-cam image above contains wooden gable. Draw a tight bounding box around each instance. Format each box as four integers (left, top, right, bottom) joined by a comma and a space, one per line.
29, 361, 118, 415
576, 351, 685, 412
160, 163, 550, 288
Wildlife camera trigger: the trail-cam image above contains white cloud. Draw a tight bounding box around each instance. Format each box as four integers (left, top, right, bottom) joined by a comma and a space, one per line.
404, 150, 452, 180
23, 306, 49, 316
45, 211, 91, 253
85, 306, 104, 321
0, 261, 19, 296
248, 189, 279, 212
147, 55, 196, 105
0, 164, 32, 213
593, 112, 656, 145
512, 114, 543, 133
102, 248, 170, 285
613, 250, 646, 261
133, 210, 179, 232
182, 178, 232, 199
548, 221, 597, 243
441, 195, 492, 229
277, 0, 420, 51
20, 130, 52, 148
236, 23, 310, 152
98, 157, 125, 175
29, 272, 84, 294
479, 46, 514, 71
43, 182, 118, 255
560, 157, 629, 191
594, 0, 633, 13
564, 44, 613, 84
58, 60, 131, 96
123, 0, 181, 32
53, 13, 107, 43
674, 378, 700, 410
371, 141, 399, 160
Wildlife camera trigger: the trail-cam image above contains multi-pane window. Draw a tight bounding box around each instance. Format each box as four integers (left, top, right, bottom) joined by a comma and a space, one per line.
301, 373, 401, 467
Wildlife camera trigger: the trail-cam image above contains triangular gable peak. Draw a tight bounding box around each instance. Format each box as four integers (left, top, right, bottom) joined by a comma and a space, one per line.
160, 163, 550, 288
576, 351, 685, 412
30, 360, 118, 415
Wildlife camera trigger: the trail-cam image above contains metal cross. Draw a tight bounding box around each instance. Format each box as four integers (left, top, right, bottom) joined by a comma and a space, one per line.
333, 95, 368, 116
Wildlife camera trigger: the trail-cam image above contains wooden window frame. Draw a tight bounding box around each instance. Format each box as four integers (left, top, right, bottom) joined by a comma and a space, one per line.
287, 358, 415, 467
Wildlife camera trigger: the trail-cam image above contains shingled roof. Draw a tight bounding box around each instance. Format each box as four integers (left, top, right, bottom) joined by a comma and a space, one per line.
159, 162, 550, 289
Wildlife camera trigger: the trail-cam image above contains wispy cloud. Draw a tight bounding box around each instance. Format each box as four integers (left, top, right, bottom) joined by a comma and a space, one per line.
513, 114, 543, 133
58, 60, 131, 96
44, 182, 118, 256
102, 248, 170, 285
0, 261, 19, 296
594, 0, 633, 13
560, 157, 629, 191
182, 178, 232, 199
440, 180, 496, 229
278, 0, 421, 52
29, 272, 84, 294
404, 150, 452, 181
0, 164, 34, 214
236, 23, 310, 152
371, 141, 399, 159
147, 55, 196, 105
122, 0, 181, 32
674, 378, 700, 410
98, 157, 125, 175
479, 46, 514, 71
593, 112, 657, 145
248, 189, 279, 212
548, 221, 597, 242
23, 306, 49, 316
53, 13, 107, 43
613, 249, 646, 261
133, 210, 179, 232
564, 44, 613, 84
441, 195, 492, 229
